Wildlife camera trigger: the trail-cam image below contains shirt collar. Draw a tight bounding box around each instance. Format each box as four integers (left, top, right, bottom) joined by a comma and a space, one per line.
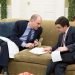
27, 23, 32, 30
65, 27, 70, 34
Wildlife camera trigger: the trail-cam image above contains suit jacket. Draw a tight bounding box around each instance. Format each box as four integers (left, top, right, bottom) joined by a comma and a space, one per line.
10, 20, 42, 47
52, 26, 75, 52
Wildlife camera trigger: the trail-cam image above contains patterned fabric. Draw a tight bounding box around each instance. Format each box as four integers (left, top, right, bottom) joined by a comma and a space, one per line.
26, 29, 33, 42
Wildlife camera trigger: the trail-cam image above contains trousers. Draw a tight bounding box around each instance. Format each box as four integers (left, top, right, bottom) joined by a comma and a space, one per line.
46, 51, 75, 75
0, 39, 9, 67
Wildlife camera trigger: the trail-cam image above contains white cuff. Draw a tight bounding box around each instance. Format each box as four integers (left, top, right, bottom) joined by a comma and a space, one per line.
21, 42, 27, 47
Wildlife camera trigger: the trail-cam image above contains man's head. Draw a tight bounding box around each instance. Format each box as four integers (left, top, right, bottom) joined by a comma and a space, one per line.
55, 16, 70, 33
29, 14, 42, 30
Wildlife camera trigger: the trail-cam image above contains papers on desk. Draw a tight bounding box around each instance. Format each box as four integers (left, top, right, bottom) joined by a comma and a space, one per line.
29, 47, 47, 55
51, 50, 62, 62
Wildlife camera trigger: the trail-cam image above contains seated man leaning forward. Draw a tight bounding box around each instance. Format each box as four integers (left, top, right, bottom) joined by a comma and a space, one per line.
44, 16, 75, 75
10, 14, 43, 51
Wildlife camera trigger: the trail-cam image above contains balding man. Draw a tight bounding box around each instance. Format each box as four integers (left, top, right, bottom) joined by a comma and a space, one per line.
10, 14, 43, 50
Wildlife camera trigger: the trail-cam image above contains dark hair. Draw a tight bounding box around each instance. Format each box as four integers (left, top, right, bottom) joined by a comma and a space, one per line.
55, 16, 70, 27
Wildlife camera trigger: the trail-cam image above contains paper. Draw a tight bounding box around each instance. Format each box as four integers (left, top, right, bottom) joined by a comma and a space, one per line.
29, 47, 47, 55
51, 50, 62, 62
0, 36, 19, 58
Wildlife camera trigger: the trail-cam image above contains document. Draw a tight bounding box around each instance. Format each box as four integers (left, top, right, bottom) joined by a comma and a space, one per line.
29, 47, 47, 55
51, 50, 62, 62
0, 36, 19, 58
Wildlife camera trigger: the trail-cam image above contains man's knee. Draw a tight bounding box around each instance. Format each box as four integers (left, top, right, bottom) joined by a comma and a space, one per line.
55, 63, 67, 72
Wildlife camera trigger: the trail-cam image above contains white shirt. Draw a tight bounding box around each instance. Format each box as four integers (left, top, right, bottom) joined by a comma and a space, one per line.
62, 27, 70, 46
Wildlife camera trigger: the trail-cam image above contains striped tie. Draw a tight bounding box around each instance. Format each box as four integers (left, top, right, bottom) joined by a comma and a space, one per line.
26, 29, 32, 43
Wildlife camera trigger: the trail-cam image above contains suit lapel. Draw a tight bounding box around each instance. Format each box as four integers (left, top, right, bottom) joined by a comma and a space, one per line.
65, 26, 72, 44
21, 22, 28, 36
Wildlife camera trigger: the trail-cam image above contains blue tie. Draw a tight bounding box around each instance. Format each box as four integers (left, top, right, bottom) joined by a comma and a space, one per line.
26, 29, 32, 43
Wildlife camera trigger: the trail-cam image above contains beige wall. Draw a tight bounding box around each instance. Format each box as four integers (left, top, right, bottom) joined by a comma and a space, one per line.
65, 0, 69, 7
64, 0, 69, 17
7, 0, 68, 19
7, 0, 69, 7
11, 0, 65, 20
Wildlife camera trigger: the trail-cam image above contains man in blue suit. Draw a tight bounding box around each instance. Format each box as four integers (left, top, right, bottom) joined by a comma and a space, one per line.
10, 14, 43, 50
44, 16, 75, 75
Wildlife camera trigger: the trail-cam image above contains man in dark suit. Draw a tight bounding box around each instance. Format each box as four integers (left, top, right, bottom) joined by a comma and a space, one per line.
44, 16, 75, 75
10, 14, 42, 50
0, 14, 42, 75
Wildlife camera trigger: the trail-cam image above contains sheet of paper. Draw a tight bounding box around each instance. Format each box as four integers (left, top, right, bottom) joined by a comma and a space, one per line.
29, 47, 47, 55
51, 50, 62, 62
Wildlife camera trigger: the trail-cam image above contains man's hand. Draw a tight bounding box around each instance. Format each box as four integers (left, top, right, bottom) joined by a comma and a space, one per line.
25, 43, 34, 48
34, 39, 39, 47
43, 46, 52, 53
18, 72, 34, 75
57, 46, 68, 52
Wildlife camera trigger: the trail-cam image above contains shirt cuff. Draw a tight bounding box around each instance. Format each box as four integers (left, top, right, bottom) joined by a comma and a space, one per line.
21, 42, 27, 47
